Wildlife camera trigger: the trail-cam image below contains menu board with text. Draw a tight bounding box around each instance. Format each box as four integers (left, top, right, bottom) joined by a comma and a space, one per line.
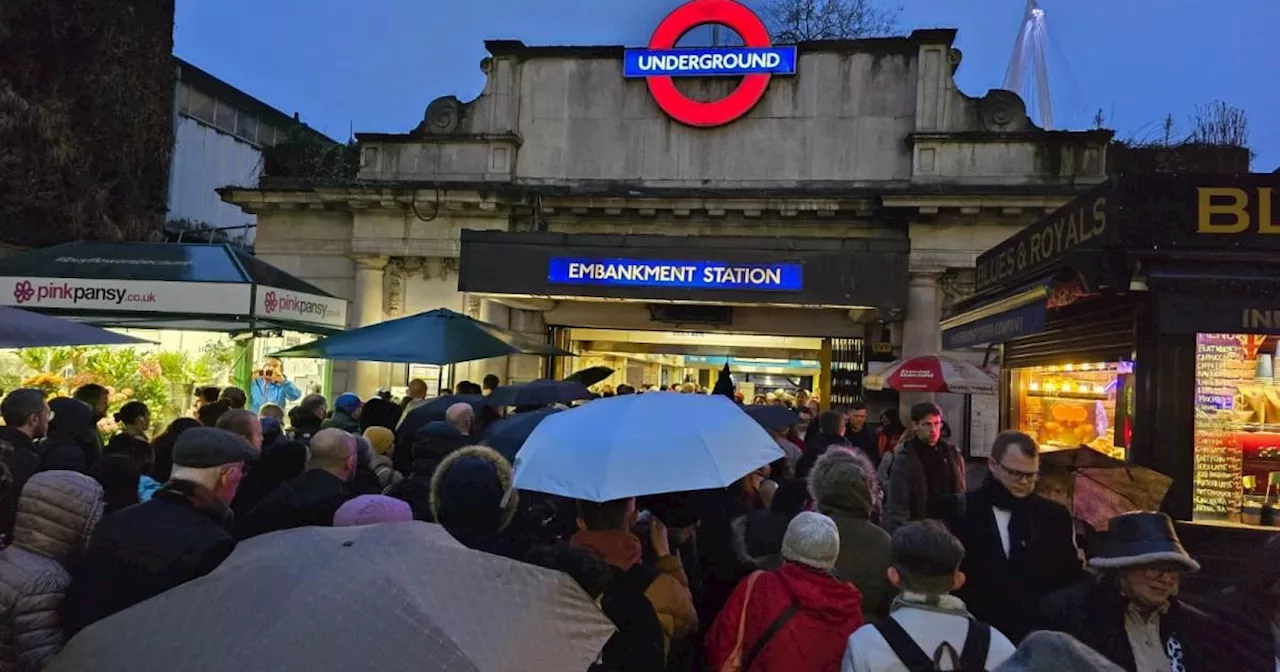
1193, 334, 1246, 519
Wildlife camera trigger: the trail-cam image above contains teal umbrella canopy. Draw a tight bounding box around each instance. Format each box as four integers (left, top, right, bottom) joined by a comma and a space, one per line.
273, 308, 572, 365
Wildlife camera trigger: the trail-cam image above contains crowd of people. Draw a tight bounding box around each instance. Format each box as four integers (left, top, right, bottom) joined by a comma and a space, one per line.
1, 372, 1279, 671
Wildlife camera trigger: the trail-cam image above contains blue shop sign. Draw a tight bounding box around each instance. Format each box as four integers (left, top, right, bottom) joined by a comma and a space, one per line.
548, 258, 802, 292
941, 300, 1047, 350
623, 47, 797, 78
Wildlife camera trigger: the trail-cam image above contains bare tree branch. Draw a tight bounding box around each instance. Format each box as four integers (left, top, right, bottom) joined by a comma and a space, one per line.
1188, 100, 1249, 148
761, 0, 901, 42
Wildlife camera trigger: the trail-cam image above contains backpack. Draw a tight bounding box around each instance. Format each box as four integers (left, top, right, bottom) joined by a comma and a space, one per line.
591, 562, 666, 672
874, 616, 991, 672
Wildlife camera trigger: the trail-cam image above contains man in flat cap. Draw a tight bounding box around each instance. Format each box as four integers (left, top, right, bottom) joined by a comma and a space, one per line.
62, 427, 257, 636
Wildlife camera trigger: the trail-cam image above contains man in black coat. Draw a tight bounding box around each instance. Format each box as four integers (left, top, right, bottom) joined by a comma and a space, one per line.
0, 389, 49, 546
844, 402, 880, 469
948, 430, 1083, 642
236, 428, 355, 539
795, 410, 851, 479
384, 411, 474, 521
61, 427, 256, 636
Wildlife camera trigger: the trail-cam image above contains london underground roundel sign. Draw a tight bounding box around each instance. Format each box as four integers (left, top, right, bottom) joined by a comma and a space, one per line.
624, 0, 797, 128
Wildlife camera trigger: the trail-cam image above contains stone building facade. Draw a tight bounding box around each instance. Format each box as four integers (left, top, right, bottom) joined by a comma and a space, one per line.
223, 28, 1111, 405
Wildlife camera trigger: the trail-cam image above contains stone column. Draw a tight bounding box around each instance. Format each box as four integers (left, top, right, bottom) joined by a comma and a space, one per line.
902, 270, 943, 358
351, 255, 388, 397
901, 270, 943, 409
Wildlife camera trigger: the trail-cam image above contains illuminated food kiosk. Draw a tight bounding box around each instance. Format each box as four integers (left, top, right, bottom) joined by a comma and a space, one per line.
943, 173, 1280, 535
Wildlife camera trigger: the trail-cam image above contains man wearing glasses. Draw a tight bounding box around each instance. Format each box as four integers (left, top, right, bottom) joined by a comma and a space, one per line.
948, 430, 1083, 643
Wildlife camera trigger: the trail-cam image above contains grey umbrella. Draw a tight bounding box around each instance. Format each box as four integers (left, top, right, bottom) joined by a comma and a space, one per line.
49, 523, 614, 672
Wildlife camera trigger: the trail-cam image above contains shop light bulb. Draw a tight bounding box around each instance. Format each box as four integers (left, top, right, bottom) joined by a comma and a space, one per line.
1065, 363, 1075, 372
1093, 384, 1105, 395
1029, 382, 1041, 392
1044, 382, 1057, 392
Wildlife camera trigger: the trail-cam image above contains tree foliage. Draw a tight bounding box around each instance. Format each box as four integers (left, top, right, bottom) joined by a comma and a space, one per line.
260, 128, 361, 186
0, 0, 175, 246
761, 0, 900, 42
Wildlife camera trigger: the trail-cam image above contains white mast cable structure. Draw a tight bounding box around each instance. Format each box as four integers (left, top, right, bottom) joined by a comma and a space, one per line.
1003, 0, 1054, 130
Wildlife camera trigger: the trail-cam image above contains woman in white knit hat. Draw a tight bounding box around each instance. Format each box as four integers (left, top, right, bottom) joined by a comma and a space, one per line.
705, 511, 865, 672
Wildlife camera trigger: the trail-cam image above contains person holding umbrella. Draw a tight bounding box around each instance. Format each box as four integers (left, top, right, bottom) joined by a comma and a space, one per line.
571, 497, 698, 667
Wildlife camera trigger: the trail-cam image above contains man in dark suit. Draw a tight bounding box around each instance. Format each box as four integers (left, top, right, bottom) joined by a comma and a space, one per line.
948, 430, 1084, 643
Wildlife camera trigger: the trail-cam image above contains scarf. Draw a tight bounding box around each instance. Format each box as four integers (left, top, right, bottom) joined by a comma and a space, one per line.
980, 474, 1033, 574
891, 590, 972, 618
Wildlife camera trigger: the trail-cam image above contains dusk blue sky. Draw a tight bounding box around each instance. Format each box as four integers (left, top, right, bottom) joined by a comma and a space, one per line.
175, 0, 1277, 170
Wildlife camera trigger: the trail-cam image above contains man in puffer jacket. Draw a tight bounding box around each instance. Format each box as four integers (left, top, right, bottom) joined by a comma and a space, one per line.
0, 471, 104, 671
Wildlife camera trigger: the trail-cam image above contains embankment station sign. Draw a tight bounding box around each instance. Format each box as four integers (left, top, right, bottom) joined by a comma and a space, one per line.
548, 258, 803, 292
624, 0, 797, 127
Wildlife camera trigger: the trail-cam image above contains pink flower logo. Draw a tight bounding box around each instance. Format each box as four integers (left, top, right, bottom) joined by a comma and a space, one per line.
13, 281, 34, 304
263, 290, 278, 314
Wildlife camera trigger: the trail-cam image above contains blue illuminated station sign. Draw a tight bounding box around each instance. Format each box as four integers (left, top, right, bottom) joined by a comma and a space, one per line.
623, 47, 797, 78
548, 258, 803, 292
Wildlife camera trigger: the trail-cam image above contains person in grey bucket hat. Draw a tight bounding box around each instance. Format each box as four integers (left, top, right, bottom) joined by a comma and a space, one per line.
1040, 512, 1215, 672
61, 428, 251, 637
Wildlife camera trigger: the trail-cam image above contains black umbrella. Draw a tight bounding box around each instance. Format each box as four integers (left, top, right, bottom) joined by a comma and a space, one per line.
565, 366, 614, 387
488, 380, 592, 408
482, 407, 563, 461
742, 404, 800, 430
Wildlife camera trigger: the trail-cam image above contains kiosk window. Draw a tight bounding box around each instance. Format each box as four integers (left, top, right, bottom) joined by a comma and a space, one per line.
1193, 333, 1280, 527
1009, 361, 1131, 460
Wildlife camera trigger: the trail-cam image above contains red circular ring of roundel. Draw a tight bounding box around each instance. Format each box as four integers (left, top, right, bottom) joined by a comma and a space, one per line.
645, 0, 775, 128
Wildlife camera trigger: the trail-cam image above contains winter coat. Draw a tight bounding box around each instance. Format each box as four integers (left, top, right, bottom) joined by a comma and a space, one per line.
948, 477, 1083, 642
384, 422, 472, 521
0, 471, 102, 672
841, 594, 1018, 672
808, 451, 893, 624
572, 529, 698, 661
1191, 534, 1280, 671
60, 479, 235, 637
706, 562, 865, 672
1039, 578, 1216, 672
731, 510, 790, 571
236, 469, 351, 540
369, 454, 402, 491
694, 489, 755, 632
883, 438, 964, 533
320, 409, 360, 434
0, 428, 41, 547
37, 399, 100, 475
228, 439, 307, 520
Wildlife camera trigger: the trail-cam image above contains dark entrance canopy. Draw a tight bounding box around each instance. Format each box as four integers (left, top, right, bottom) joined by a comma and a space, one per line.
0, 242, 346, 333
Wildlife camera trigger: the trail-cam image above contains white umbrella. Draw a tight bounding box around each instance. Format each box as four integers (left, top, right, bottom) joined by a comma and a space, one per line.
512, 392, 784, 502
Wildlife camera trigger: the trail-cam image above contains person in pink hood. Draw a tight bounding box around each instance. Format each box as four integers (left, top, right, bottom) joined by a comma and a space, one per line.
706, 511, 865, 672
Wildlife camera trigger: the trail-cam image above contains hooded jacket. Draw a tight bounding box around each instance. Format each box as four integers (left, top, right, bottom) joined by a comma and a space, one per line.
706, 562, 865, 672
571, 528, 698, 662
428, 445, 522, 557
384, 422, 471, 521
0, 471, 103, 672
38, 399, 99, 474
808, 450, 893, 623
320, 408, 360, 434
